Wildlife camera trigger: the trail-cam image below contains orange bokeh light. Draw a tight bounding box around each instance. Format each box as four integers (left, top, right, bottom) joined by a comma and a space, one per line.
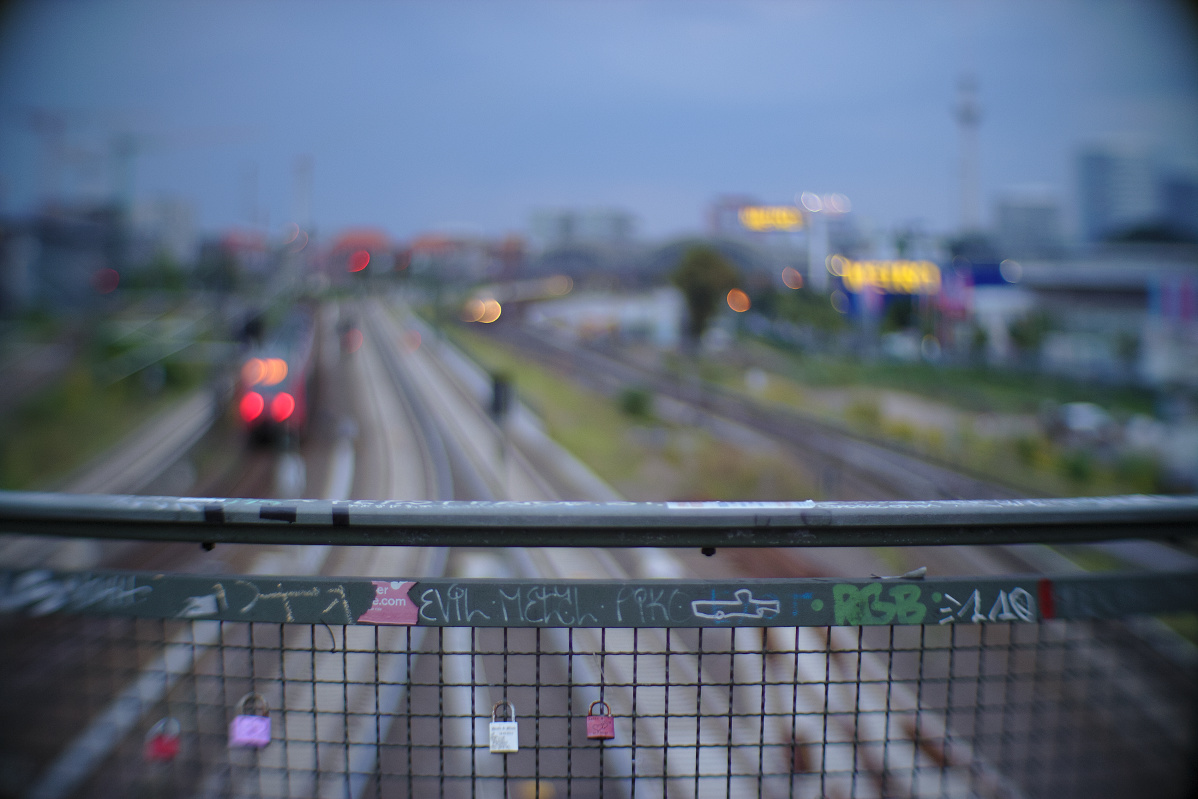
727, 288, 751, 313
782, 267, 803, 290
479, 299, 502, 323
242, 358, 266, 386
263, 358, 288, 386
461, 298, 486, 322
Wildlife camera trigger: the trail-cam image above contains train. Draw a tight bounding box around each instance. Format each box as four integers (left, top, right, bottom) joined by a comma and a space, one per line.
235, 306, 316, 446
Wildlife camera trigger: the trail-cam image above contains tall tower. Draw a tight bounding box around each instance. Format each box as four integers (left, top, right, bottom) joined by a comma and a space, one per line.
955, 75, 982, 232
293, 154, 313, 231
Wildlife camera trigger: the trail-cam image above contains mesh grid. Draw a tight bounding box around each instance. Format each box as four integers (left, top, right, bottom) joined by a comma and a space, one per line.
0, 613, 1192, 799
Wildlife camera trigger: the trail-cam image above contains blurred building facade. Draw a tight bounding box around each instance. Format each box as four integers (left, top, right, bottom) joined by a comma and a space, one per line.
1078, 143, 1160, 242
995, 188, 1065, 258
1, 204, 125, 312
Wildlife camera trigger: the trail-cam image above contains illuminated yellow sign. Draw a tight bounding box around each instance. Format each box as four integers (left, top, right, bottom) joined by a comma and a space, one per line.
827, 255, 940, 295
739, 206, 804, 232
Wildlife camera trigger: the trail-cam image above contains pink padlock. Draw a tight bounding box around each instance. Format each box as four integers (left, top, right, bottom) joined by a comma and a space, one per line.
229, 693, 271, 748
586, 700, 615, 740
144, 717, 181, 762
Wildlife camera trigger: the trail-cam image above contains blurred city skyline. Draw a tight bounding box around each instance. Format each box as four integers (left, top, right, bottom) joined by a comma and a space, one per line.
1, 0, 1196, 242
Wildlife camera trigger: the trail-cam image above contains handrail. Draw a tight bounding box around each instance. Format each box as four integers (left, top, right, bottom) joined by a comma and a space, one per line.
0, 491, 1196, 547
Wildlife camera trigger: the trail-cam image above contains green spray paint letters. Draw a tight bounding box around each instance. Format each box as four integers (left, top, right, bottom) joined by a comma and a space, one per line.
833, 583, 927, 625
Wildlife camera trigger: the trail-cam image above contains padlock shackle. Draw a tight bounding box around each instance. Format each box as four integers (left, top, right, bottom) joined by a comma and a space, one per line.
588, 700, 611, 717
236, 692, 270, 717
491, 700, 516, 722
146, 716, 181, 739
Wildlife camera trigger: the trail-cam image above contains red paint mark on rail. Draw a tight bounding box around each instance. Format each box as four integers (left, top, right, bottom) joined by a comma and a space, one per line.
1037, 579, 1055, 620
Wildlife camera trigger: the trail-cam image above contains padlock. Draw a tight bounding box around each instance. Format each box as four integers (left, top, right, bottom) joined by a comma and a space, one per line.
489, 701, 519, 754
144, 716, 181, 762
586, 700, 615, 740
229, 693, 271, 748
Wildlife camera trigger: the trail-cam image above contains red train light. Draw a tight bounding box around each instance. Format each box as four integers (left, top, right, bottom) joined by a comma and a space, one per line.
270, 392, 296, 422
240, 392, 265, 422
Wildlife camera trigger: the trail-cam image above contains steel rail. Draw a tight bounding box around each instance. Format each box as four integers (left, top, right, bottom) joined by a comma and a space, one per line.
0, 492, 1195, 548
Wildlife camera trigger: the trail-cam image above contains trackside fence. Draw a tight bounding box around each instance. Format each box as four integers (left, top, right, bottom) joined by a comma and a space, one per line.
0, 493, 1195, 798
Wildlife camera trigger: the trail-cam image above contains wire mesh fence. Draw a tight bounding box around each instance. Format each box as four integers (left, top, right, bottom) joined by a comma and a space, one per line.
1, 607, 1193, 799
2, 495, 1197, 798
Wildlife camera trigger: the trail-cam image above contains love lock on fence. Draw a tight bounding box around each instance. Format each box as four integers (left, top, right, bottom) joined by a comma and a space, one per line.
144, 717, 181, 763
489, 701, 519, 754
228, 693, 271, 749
586, 700, 615, 741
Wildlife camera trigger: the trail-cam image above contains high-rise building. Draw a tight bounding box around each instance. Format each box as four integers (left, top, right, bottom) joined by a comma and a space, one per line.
1161, 172, 1198, 240
995, 187, 1064, 258
530, 209, 635, 250
1077, 143, 1159, 242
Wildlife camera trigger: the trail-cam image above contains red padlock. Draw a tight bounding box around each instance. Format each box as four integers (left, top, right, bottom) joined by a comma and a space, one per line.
586, 701, 615, 740
144, 717, 181, 762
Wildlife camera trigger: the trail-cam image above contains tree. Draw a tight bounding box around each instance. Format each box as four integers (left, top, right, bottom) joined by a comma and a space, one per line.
671, 245, 740, 346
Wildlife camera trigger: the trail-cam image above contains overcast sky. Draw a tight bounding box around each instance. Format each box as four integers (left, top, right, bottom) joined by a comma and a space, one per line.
1, 0, 1196, 242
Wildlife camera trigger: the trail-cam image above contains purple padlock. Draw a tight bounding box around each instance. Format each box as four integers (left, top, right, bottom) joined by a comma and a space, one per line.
586, 700, 615, 740
229, 693, 271, 748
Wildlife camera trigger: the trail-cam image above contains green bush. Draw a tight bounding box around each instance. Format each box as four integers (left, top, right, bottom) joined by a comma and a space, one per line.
1059, 450, 1094, 484
618, 386, 654, 420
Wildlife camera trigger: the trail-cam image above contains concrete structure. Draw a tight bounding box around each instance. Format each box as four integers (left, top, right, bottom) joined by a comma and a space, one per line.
986, 255, 1197, 385
525, 287, 683, 349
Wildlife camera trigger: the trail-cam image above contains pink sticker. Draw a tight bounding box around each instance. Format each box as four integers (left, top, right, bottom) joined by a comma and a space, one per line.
358, 581, 418, 625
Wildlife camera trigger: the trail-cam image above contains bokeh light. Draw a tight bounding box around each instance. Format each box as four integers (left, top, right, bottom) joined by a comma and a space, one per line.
262, 358, 288, 386
270, 392, 296, 422
825, 193, 851, 213
479, 299, 503, 323
546, 275, 573, 296
461, 298, 486, 322
781, 267, 803, 290
349, 250, 371, 272
727, 288, 751, 313
242, 358, 266, 386
239, 392, 264, 423
92, 268, 120, 294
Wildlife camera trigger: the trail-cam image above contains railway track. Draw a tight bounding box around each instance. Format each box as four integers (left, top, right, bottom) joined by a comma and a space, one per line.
483, 322, 1025, 502
1, 298, 1193, 797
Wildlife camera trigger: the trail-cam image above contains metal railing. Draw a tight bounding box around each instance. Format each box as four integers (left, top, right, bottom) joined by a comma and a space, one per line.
1, 493, 1196, 798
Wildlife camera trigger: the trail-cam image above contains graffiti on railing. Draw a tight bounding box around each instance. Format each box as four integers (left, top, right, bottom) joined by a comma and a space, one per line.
2, 570, 1195, 626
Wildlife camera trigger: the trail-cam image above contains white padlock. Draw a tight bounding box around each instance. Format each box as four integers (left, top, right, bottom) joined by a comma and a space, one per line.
489, 701, 519, 754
